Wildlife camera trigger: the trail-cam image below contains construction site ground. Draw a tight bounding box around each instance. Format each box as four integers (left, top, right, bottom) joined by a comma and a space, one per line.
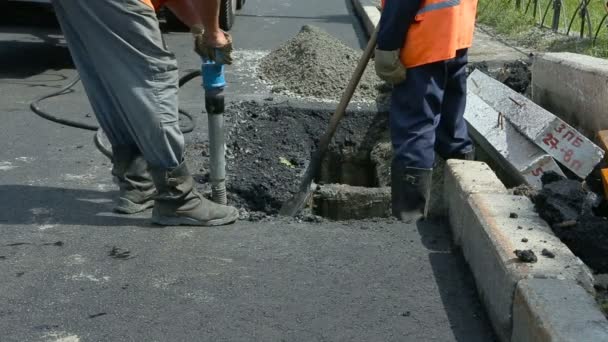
0, 1, 503, 341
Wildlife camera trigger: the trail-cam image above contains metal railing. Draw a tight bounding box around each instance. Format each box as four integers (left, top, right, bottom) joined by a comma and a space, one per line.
503, 0, 608, 44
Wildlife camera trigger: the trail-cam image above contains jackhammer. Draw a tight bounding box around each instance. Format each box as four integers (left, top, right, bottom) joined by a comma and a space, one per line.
201, 56, 228, 205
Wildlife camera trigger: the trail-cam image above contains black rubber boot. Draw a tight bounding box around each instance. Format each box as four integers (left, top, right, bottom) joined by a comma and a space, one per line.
111, 147, 156, 214
150, 162, 238, 226
391, 161, 433, 222
447, 147, 475, 161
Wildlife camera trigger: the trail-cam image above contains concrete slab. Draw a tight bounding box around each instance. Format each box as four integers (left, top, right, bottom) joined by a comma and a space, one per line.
465, 92, 565, 188
512, 279, 608, 342
532, 53, 608, 140
459, 193, 594, 341
468, 69, 605, 179
444, 160, 508, 245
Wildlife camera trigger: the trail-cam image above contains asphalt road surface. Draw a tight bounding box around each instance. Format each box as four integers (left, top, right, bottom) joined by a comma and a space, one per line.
0, 1, 496, 341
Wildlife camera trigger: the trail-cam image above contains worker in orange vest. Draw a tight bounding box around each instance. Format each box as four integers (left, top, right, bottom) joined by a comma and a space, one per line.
375, 0, 478, 222
51, 0, 239, 226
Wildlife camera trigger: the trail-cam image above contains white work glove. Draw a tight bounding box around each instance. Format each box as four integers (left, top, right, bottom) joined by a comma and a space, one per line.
374, 49, 407, 85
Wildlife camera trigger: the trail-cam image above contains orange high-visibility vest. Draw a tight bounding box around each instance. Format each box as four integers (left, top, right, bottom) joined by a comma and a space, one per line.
381, 0, 478, 68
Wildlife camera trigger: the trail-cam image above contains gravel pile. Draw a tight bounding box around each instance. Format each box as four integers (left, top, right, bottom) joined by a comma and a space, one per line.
260, 25, 381, 101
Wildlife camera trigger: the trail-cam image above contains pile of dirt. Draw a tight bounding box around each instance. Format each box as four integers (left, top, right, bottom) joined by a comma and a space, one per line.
260, 25, 381, 101
187, 101, 388, 218
495, 60, 531, 95
468, 60, 531, 95
534, 172, 608, 273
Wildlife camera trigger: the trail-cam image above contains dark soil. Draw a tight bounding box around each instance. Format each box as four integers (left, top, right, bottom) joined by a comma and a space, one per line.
534, 173, 608, 273
541, 248, 555, 259
512, 184, 538, 198
514, 249, 537, 263
495, 61, 531, 95
186, 101, 388, 217
468, 60, 531, 95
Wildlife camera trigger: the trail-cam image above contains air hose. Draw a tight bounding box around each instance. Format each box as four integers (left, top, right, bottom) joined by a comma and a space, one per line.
29, 70, 203, 159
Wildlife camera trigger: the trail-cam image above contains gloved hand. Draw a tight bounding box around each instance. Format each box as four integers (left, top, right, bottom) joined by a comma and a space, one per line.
191, 25, 234, 65
374, 49, 406, 85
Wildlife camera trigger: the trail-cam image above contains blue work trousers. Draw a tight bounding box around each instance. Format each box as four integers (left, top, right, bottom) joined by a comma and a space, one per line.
390, 49, 473, 169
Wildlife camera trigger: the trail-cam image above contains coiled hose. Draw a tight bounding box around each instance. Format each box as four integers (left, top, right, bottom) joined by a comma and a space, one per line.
30, 69, 202, 159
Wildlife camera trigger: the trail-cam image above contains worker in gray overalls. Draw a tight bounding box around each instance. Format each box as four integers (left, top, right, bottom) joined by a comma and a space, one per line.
51, 0, 238, 226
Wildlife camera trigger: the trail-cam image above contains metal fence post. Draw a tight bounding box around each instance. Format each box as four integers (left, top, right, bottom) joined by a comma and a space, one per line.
552, 0, 562, 32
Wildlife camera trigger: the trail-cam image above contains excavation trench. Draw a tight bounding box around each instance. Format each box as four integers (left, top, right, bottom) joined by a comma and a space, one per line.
185, 100, 392, 221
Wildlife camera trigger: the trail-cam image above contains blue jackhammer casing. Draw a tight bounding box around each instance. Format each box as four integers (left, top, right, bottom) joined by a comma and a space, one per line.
201, 58, 226, 114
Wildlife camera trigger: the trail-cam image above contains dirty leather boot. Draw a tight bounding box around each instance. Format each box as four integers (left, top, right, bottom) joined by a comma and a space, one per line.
391, 161, 433, 222
111, 147, 156, 214
150, 162, 238, 226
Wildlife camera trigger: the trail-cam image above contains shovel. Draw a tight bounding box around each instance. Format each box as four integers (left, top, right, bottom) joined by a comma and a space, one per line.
279, 27, 379, 217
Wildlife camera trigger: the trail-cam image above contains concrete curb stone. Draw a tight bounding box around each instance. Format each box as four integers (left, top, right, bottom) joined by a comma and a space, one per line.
444, 160, 508, 245
445, 160, 605, 341
512, 279, 608, 342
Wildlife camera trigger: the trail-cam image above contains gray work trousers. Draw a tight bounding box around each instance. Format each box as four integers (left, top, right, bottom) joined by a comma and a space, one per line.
52, 0, 184, 169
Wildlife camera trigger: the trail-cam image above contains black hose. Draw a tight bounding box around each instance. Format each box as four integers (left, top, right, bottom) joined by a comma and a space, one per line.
30, 76, 99, 131
29, 70, 202, 158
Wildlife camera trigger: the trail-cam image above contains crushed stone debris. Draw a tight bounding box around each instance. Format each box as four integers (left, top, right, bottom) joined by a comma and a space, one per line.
541, 248, 555, 258
108, 246, 133, 260
512, 184, 538, 198
521, 238, 528, 243
509, 212, 519, 219
514, 249, 537, 263
259, 25, 382, 101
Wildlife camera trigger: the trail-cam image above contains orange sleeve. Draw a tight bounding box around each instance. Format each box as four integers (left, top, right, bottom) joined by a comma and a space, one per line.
140, 0, 169, 10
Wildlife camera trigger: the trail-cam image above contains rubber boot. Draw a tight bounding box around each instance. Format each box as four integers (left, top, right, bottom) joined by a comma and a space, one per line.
111, 147, 156, 214
150, 162, 238, 226
447, 147, 475, 161
391, 161, 433, 222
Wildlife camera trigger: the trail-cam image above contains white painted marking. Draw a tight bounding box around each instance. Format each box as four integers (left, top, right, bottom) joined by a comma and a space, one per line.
0, 161, 16, 171
63, 174, 96, 182
68, 273, 110, 283
66, 254, 86, 266
38, 224, 57, 231
77, 198, 112, 204
44, 332, 80, 342
30, 208, 51, 215
201, 255, 234, 263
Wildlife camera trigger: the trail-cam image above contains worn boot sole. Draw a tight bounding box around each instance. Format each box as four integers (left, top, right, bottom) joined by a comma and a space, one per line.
114, 198, 155, 215
151, 209, 239, 227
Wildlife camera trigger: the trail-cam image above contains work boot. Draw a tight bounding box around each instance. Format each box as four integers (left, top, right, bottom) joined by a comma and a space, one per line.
391, 161, 433, 222
111, 147, 156, 214
447, 147, 475, 161
150, 162, 238, 226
